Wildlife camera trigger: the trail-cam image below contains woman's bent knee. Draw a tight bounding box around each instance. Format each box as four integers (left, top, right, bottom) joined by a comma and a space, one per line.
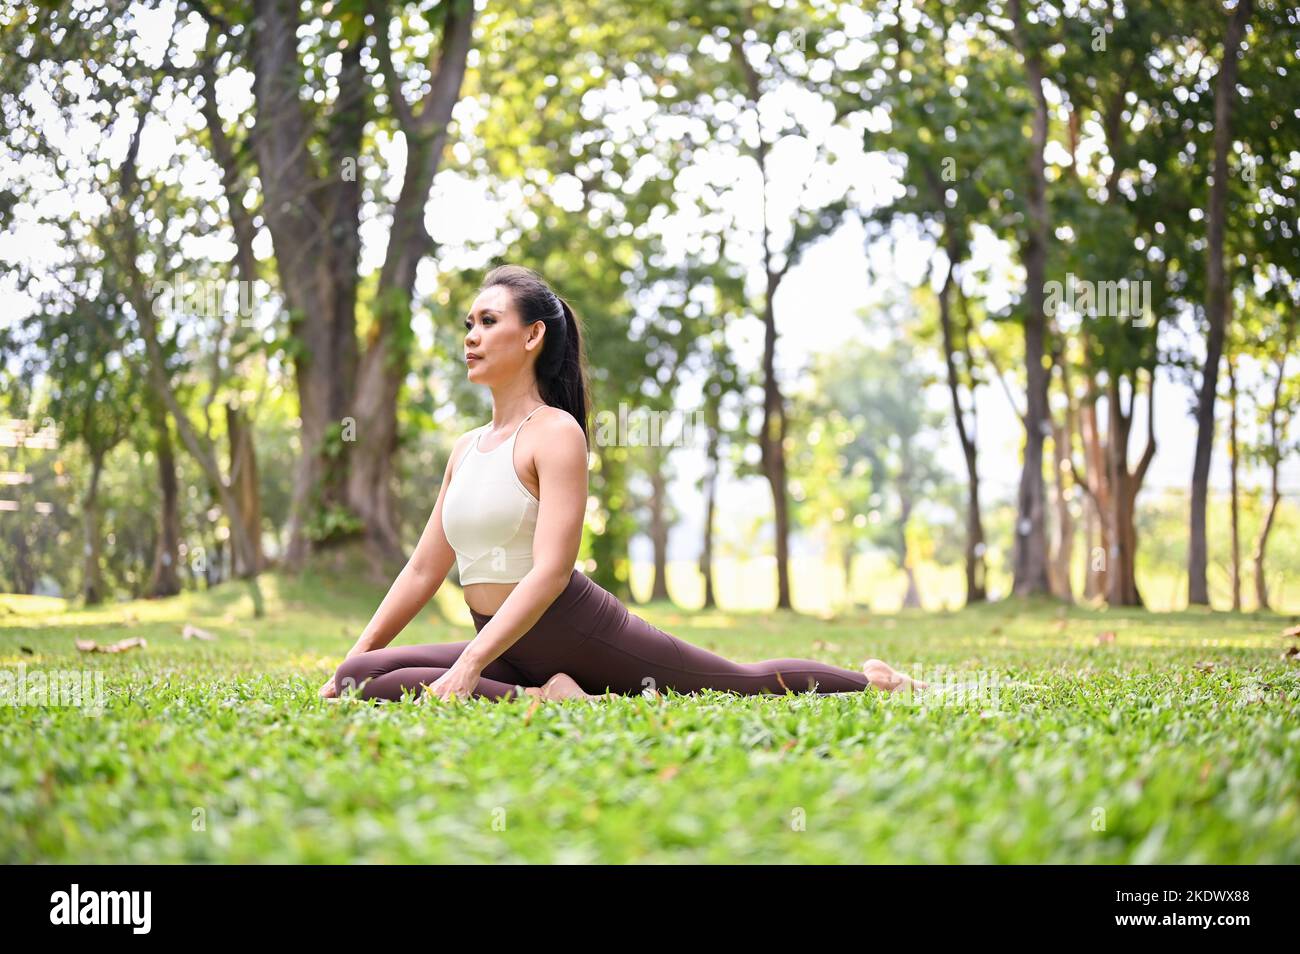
333, 656, 371, 696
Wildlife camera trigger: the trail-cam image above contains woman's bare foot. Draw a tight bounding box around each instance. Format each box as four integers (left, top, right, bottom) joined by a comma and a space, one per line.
524, 672, 611, 702
863, 658, 927, 693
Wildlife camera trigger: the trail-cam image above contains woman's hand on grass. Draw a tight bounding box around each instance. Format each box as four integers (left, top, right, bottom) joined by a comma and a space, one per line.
319, 676, 338, 698
418, 663, 480, 705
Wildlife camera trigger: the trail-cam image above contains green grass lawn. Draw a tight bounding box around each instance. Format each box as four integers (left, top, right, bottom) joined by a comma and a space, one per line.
2, 571, 1298, 863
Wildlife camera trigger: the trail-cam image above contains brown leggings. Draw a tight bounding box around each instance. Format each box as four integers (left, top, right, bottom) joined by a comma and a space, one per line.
333, 569, 873, 701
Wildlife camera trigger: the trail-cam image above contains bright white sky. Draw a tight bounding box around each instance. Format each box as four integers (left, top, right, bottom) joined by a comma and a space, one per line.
1, 0, 1292, 567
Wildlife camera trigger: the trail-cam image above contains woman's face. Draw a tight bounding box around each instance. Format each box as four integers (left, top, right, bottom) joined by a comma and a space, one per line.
463, 285, 543, 385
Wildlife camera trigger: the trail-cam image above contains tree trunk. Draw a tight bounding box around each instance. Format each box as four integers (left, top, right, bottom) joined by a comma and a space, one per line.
82, 449, 106, 605
248, 0, 360, 566
841, 545, 855, 609
731, 34, 794, 611
648, 447, 671, 602
7, 520, 36, 594
589, 442, 634, 602
902, 564, 921, 610
1252, 461, 1282, 613
1079, 388, 1110, 600
346, 2, 474, 568
1050, 414, 1076, 602
1105, 370, 1156, 607
760, 284, 793, 610
1106, 379, 1138, 606
1252, 336, 1291, 611
1010, 0, 1053, 597
227, 404, 265, 576
1228, 353, 1241, 611
1110, 477, 1143, 607
699, 409, 719, 610
1082, 488, 1101, 601
117, 99, 265, 616
898, 493, 921, 610
937, 247, 987, 604
146, 392, 182, 598
1190, 0, 1252, 605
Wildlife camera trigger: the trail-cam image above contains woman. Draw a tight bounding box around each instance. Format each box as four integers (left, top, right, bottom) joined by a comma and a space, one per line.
323, 264, 920, 704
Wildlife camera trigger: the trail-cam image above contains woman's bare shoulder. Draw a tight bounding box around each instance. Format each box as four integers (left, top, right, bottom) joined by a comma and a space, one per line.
529, 405, 585, 444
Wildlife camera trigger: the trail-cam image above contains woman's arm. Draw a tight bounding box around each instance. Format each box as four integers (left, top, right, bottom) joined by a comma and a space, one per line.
424, 413, 588, 697
344, 430, 475, 659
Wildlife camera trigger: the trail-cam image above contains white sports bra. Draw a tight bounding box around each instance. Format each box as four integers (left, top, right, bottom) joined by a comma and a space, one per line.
441, 404, 546, 585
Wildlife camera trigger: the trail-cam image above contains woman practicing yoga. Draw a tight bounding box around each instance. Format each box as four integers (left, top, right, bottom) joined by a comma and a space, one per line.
322, 264, 919, 704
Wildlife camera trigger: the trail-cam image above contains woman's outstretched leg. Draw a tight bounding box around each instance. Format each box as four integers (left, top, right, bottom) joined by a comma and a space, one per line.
555, 585, 918, 698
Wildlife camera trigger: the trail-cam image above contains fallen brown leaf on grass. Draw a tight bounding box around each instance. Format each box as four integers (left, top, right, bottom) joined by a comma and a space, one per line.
1097, 631, 1117, 645
1194, 661, 1215, 672
1284, 646, 1299, 661
75, 637, 146, 653
657, 764, 679, 781
182, 624, 217, 641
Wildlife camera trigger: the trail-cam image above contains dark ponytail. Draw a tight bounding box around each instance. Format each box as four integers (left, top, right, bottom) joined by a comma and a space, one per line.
479, 264, 591, 447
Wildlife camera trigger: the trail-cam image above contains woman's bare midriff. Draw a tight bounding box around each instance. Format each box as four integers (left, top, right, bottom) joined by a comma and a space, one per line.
462, 581, 518, 617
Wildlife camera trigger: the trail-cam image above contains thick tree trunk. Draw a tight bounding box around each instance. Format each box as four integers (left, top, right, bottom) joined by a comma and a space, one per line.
1105, 372, 1156, 607
1109, 478, 1143, 607
1010, 0, 1053, 597
146, 392, 181, 598
248, 0, 360, 566
1190, 0, 1252, 605
7, 521, 35, 594
347, 1, 474, 567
